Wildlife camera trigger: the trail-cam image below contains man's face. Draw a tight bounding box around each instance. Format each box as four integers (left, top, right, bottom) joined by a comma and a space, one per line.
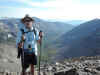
24, 21, 33, 29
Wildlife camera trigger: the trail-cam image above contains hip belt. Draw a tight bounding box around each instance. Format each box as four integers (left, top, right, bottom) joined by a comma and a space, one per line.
23, 48, 35, 54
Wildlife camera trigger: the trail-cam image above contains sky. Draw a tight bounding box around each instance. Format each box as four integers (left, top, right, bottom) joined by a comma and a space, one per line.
0, 0, 100, 20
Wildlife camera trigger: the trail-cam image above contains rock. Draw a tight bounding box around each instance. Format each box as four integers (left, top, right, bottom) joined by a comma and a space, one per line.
96, 67, 100, 71
52, 66, 57, 72
54, 71, 65, 75
54, 68, 79, 75
65, 68, 79, 75
83, 67, 92, 72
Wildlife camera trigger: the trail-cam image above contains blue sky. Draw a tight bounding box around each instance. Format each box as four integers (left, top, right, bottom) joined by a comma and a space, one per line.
0, 0, 100, 20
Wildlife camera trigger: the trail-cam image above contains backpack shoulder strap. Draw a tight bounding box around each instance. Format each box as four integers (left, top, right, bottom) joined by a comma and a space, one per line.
20, 29, 25, 35
32, 28, 36, 36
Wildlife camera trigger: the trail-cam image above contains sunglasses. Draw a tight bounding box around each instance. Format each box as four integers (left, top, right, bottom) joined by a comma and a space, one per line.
25, 20, 32, 22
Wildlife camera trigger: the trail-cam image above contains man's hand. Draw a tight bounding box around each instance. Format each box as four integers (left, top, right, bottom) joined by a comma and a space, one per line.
38, 31, 43, 44
21, 34, 26, 42
39, 30, 43, 38
18, 42, 23, 48
18, 34, 25, 48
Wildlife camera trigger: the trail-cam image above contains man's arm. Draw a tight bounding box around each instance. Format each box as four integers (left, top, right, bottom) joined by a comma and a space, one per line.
16, 30, 24, 58
16, 30, 22, 47
16, 29, 26, 48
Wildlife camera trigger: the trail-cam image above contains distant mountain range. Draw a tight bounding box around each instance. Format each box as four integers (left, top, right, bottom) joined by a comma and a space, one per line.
0, 17, 74, 42
66, 20, 86, 26
48, 19, 86, 26
54, 19, 100, 60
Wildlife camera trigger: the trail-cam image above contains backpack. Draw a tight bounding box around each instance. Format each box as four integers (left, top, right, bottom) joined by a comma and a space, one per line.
20, 28, 38, 55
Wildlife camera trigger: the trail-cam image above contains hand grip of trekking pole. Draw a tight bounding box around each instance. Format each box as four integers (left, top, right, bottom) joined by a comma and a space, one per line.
39, 30, 43, 45
39, 30, 43, 38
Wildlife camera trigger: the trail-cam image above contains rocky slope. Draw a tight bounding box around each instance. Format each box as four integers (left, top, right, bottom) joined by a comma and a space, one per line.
0, 56, 100, 75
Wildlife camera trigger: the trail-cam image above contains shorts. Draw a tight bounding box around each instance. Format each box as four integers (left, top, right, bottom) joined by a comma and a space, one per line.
21, 52, 37, 69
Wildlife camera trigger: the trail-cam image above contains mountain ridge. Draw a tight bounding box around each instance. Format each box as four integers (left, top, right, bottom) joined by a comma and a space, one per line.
54, 18, 100, 60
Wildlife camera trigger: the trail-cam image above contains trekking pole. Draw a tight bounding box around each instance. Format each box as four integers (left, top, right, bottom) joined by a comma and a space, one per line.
38, 30, 43, 75
22, 42, 25, 75
21, 34, 25, 75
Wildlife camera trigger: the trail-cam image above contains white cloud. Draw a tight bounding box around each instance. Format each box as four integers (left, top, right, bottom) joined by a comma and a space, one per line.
25, 0, 75, 8
21, 0, 100, 20
1, 0, 100, 20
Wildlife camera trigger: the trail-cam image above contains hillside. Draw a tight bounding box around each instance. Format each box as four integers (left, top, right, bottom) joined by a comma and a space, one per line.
54, 19, 100, 60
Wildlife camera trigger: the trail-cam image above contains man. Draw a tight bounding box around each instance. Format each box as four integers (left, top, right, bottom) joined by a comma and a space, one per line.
16, 15, 42, 75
